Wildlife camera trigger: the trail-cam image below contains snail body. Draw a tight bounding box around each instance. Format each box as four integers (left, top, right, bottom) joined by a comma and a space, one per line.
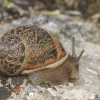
0, 25, 84, 85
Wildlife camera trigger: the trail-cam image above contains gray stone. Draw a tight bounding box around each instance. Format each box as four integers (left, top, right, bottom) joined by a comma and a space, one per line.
0, 15, 100, 100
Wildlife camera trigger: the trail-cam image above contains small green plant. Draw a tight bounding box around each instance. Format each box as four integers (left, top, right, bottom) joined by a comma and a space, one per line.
2, 0, 9, 7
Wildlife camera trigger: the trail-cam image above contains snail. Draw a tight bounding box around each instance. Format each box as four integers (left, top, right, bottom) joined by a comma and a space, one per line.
0, 25, 84, 85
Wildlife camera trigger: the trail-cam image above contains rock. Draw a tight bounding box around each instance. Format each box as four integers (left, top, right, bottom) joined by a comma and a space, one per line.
0, 15, 100, 100
0, 87, 11, 100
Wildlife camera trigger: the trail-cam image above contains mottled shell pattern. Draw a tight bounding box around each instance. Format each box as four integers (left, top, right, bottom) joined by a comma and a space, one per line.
0, 25, 67, 76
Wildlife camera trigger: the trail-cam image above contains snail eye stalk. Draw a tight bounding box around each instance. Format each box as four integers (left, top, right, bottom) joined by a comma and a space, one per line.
72, 37, 76, 57
72, 37, 84, 63
76, 50, 85, 62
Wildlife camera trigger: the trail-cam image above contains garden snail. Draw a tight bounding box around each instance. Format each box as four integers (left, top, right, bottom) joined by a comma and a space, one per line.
0, 25, 84, 85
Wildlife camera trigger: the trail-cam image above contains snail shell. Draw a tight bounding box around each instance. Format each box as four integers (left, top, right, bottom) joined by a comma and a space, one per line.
0, 25, 67, 76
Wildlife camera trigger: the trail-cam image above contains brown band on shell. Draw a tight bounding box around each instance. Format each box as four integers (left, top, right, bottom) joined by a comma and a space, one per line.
21, 54, 68, 74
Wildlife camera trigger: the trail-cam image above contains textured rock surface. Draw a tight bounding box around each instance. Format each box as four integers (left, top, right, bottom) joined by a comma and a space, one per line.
0, 15, 100, 100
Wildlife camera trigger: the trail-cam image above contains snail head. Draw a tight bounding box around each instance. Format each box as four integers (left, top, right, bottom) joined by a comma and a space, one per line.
69, 37, 84, 82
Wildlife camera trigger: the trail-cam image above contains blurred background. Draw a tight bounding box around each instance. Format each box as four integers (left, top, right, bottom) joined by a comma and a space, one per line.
0, 0, 100, 23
